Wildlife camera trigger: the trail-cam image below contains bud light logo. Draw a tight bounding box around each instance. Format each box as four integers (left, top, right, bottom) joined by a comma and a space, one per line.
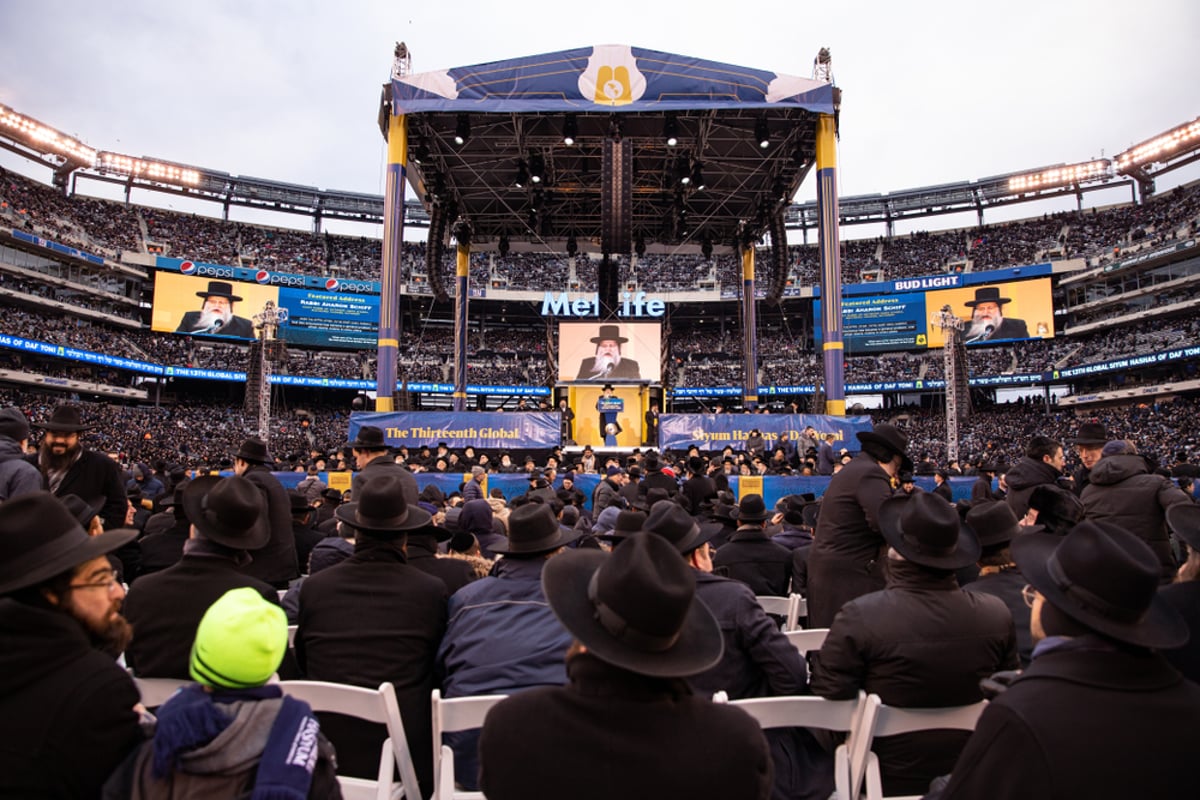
255, 270, 271, 284
325, 278, 339, 290
180, 261, 196, 275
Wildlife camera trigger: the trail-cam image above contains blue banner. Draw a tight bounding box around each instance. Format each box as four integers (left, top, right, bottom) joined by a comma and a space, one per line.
11, 229, 106, 266
0, 333, 163, 375
154, 256, 380, 295
348, 411, 562, 449
276, 286, 380, 348
658, 413, 873, 452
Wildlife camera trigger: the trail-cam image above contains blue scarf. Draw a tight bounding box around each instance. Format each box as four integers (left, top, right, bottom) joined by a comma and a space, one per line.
152, 683, 320, 799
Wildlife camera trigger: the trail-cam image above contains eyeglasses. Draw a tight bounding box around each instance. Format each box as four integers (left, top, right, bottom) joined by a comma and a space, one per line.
68, 570, 121, 593
1021, 584, 1039, 609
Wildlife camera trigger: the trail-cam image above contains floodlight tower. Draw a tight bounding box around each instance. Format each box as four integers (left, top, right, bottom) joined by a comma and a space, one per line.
248, 301, 287, 442
931, 304, 968, 465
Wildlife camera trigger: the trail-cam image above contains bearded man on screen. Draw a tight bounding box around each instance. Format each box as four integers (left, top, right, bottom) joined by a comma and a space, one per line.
962, 287, 1028, 343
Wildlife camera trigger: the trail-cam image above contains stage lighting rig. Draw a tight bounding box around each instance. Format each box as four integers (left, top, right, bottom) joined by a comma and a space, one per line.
562, 114, 577, 146
454, 114, 471, 146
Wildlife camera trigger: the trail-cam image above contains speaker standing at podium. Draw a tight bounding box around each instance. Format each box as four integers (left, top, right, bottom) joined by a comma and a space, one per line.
597, 385, 623, 446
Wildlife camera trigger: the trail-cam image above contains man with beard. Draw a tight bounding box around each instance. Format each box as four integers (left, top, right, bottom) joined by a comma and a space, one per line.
27, 404, 127, 531
962, 287, 1028, 343
174, 280, 256, 338
575, 324, 641, 381
0, 492, 143, 798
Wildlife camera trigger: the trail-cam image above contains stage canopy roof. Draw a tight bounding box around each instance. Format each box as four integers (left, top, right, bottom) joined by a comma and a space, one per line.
386, 44, 837, 252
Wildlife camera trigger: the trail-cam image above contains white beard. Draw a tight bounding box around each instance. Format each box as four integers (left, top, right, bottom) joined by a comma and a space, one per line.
195, 307, 233, 332
965, 315, 1000, 341
589, 353, 619, 378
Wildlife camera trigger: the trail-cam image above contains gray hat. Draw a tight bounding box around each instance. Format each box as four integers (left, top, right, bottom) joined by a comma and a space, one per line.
0, 407, 30, 442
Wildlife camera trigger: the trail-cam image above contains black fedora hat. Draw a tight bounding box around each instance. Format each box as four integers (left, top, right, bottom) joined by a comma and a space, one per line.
965, 500, 1035, 549
334, 473, 431, 535
595, 509, 650, 544
196, 280, 243, 302
1167, 503, 1200, 552
347, 426, 389, 450
1014, 521, 1188, 649
37, 404, 92, 433
589, 324, 629, 344
183, 476, 271, 550
643, 502, 721, 554
288, 492, 312, 514
1068, 421, 1109, 446
0, 492, 136, 595
879, 491, 980, 570
490, 503, 581, 556
542, 531, 723, 677
234, 437, 273, 465
964, 286, 1011, 307
59, 494, 105, 527
733, 493, 771, 523
857, 423, 913, 472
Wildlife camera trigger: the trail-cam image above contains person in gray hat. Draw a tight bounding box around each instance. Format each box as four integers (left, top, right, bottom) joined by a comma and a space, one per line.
480, 532, 771, 800
811, 492, 1017, 797
123, 475, 281, 678
436, 503, 582, 790
0, 492, 142, 798
0, 406, 39, 501
232, 436, 299, 588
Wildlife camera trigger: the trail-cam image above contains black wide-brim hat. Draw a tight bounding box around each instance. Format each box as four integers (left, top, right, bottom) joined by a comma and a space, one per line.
36, 404, 92, 432
183, 476, 271, 550
334, 473, 432, 535
196, 280, 243, 302
964, 286, 1011, 307
879, 491, 980, 570
0, 492, 137, 595
234, 438, 273, 465
347, 425, 389, 450
542, 532, 723, 677
491, 503, 581, 555
965, 500, 1037, 548
733, 493, 771, 523
857, 423, 913, 473
1068, 421, 1109, 446
1014, 521, 1188, 649
589, 324, 629, 344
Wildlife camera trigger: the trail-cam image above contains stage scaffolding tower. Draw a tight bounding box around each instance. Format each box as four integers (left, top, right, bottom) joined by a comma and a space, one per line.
932, 304, 971, 465
245, 301, 288, 443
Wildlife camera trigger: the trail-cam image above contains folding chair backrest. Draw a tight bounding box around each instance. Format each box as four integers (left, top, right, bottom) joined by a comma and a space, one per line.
784, 627, 829, 654
133, 677, 190, 709
287, 624, 297, 647
755, 594, 792, 619
860, 696, 987, 800
280, 680, 421, 800
787, 593, 807, 630
431, 689, 509, 800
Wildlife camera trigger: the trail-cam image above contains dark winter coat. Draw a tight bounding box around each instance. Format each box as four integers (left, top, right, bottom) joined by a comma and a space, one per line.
970, 475, 1001, 503
641, 469, 680, 497
682, 474, 717, 515
124, 550, 281, 677
0, 436, 40, 501
810, 560, 1017, 796
1160, 580, 1200, 684
806, 455, 894, 627
712, 526, 793, 597
28, 447, 128, 531
933, 641, 1200, 800
135, 516, 191, 577
479, 652, 773, 800
296, 542, 447, 798
1081, 453, 1191, 582
351, 454, 419, 504
0, 598, 142, 798
964, 566, 1033, 667
405, 534, 476, 595
240, 464, 299, 587
1004, 456, 1063, 519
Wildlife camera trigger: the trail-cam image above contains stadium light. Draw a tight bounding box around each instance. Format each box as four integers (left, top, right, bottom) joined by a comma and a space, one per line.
562, 114, 577, 146
529, 151, 545, 184
454, 114, 471, 146
1007, 159, 1111, 193
513, 159, 528, 188
0, 104, 96, 165
1115, 118, 1200, 171
664, 114, 679, 147
756, 117, 770, 150
97, 152, 201, 186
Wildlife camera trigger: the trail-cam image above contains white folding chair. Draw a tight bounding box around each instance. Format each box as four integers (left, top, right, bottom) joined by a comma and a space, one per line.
277, 589, 288, 602
755, 594, 794, 629
787, 593, 808, 630
280, 680, 421, 800
133, 676, 190, 709
714, 690, 870, 799
287, 624, 297, 647
431, 689, 510, 800
859, 696, 988, 800
783, 627, 830, 655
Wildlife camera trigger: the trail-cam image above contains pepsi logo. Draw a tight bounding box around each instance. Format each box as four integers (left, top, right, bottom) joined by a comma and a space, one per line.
255, 270, 270, 284
180, 261, 196, 274
325, 278, 339, 290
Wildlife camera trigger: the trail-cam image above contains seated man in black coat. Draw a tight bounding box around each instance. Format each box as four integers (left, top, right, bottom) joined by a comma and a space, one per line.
479, 531, 773, 800
0, 493, 142, 798
810, 492, 1017, 797
933, 521, 1200, 799
712, 494, 793, 597
123, 476, 281, 677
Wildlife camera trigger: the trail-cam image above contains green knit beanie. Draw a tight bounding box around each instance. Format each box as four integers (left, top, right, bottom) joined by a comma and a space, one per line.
189, 587, 287, 689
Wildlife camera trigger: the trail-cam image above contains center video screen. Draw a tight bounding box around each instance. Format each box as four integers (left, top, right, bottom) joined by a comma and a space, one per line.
558, 321, 661, 383
150, 271, 379, 349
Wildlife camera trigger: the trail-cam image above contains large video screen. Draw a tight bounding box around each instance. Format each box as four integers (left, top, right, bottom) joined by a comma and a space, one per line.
151, 272, 379, 349
815, 277, 1054, 352
558, 321, 661, 383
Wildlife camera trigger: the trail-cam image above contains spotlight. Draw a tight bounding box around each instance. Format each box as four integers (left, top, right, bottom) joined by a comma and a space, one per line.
513, 159, 528, 188
664, 114, 679, 147
454, 114, 470, 146
756, 117, 770, 149
677, 158, 691, 186
691, 161, 706, 190
562, 114, 577, 146
529, 151, 545, 184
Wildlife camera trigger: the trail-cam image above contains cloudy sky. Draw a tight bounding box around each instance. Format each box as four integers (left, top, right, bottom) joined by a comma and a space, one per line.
2, 0, 1197, 237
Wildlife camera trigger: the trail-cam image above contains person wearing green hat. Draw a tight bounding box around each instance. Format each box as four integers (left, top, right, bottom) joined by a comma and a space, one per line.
105, 588, 340, 797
